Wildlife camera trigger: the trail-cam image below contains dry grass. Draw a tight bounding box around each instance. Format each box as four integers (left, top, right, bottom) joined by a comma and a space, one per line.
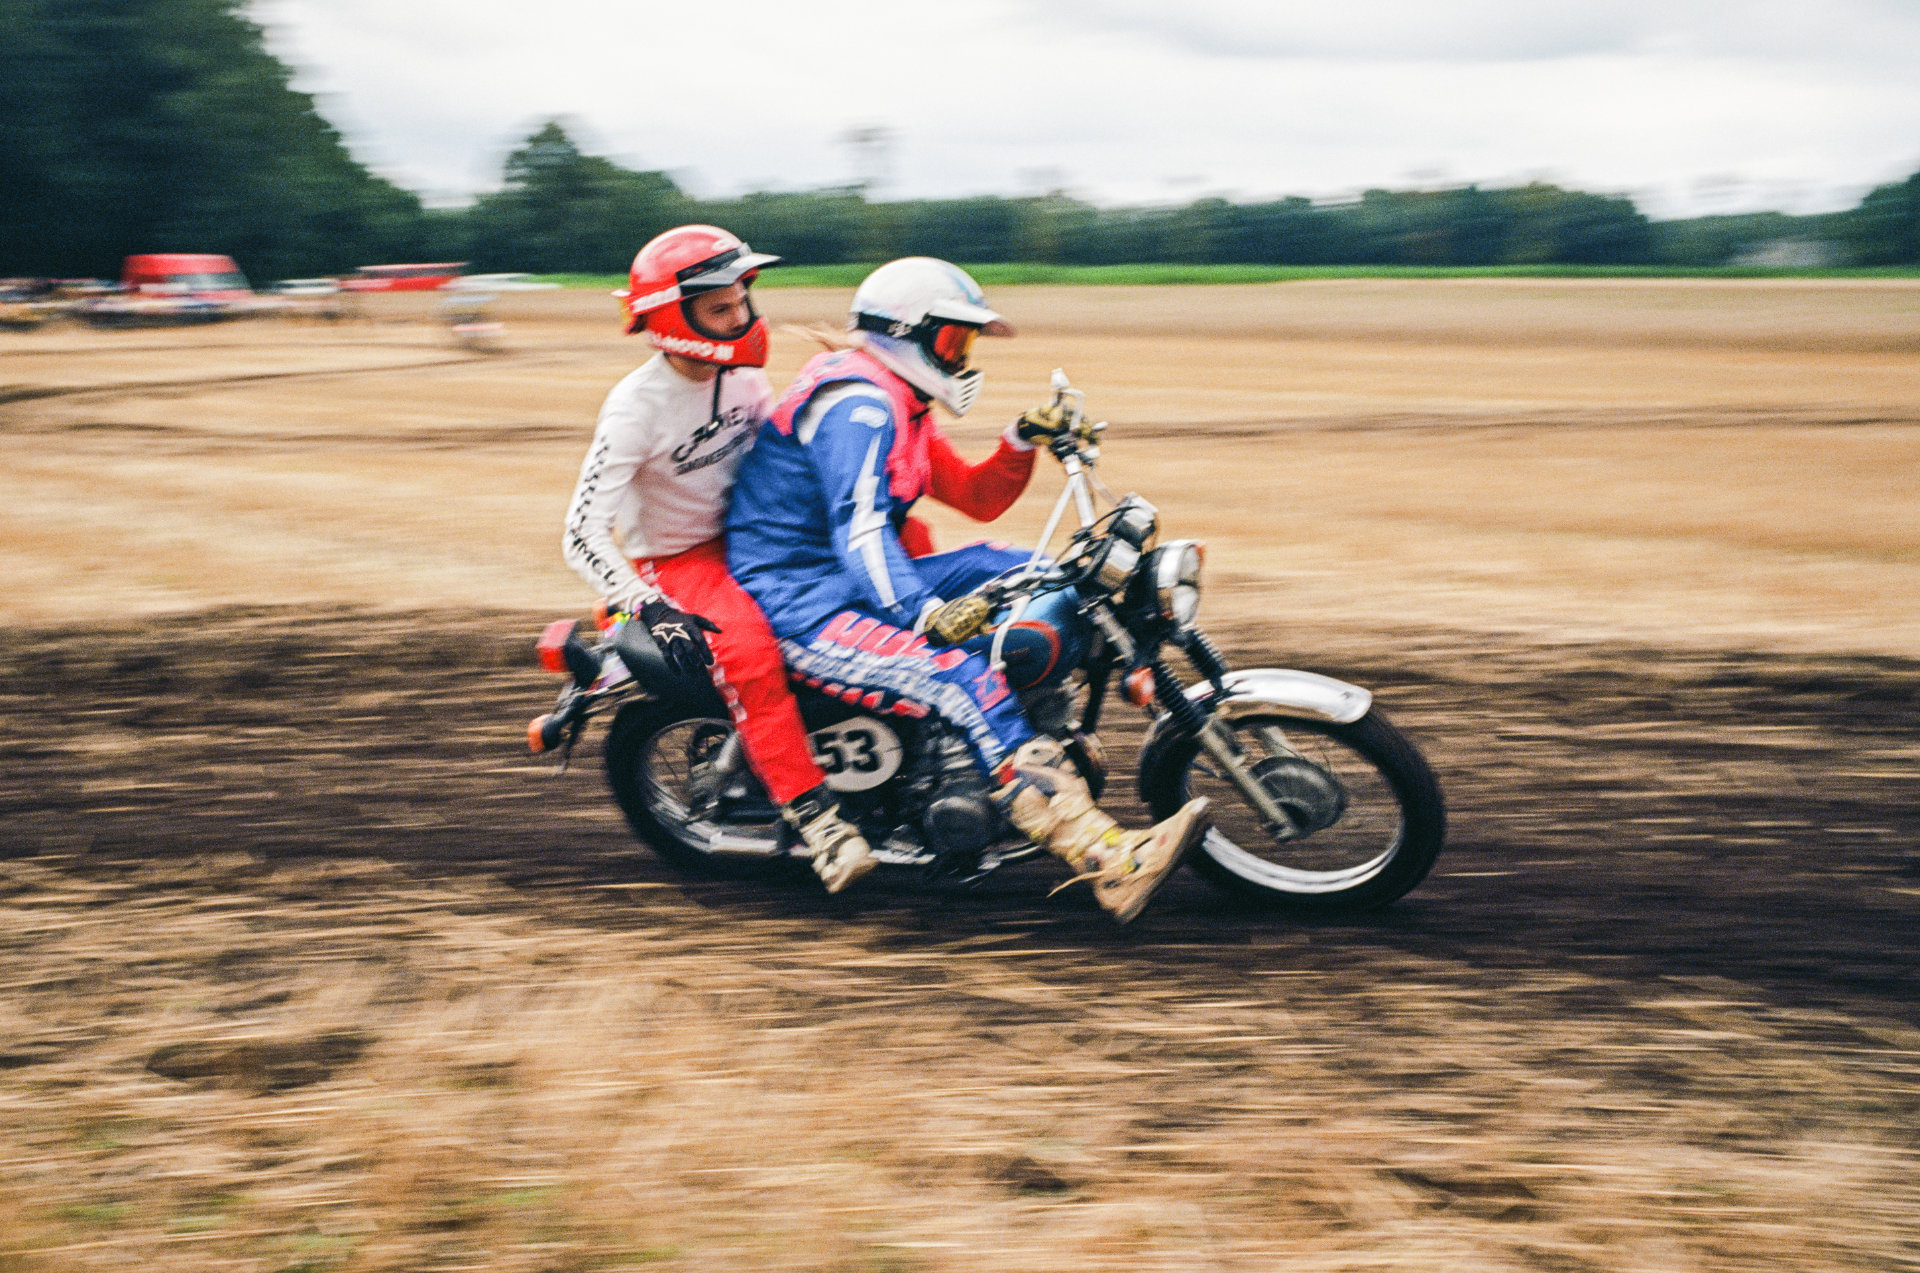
6, 849, 1918, 1273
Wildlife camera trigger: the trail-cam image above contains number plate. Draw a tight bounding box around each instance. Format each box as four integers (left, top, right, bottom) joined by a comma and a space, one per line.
808, 716, 904, 792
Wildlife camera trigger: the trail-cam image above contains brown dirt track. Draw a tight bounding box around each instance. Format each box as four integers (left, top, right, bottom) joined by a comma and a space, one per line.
2, 283, 1919, 1271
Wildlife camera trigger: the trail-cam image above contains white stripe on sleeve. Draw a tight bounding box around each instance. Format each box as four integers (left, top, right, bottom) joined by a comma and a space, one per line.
847, 435, 896, 608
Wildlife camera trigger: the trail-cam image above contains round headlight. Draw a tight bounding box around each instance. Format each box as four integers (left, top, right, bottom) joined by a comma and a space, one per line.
1153, 540, 1204, 624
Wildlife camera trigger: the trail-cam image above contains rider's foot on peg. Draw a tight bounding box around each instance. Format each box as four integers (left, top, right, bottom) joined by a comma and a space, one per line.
1082, 799, 1211, 924
782, 787, 875, 894
997, 737, 1210, 924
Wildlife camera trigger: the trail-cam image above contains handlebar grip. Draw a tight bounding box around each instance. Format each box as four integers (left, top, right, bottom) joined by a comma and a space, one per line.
537, 621, 604, 688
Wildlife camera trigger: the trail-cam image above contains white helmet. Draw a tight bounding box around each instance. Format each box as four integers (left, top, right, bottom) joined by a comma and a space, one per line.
849, 257, 1014, 415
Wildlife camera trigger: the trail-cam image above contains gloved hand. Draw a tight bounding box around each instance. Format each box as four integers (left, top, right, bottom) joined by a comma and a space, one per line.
920, 594, 995, 647
638, 598, 723, 680
1013, 403, 1071, 448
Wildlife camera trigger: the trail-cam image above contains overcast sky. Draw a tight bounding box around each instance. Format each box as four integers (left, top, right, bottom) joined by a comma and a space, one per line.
252, 0, 1920, 219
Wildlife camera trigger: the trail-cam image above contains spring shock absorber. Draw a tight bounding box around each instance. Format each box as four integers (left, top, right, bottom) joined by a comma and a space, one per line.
1148, 657, 1208, 736
1151, 656, 1298, 835
1179, 628, 1230, 695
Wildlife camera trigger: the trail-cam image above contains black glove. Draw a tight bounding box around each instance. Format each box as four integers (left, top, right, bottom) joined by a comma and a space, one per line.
1013, 403, 1070, 448
638, 599, 722, 680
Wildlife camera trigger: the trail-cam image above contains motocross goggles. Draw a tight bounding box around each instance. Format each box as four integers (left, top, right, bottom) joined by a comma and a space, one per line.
854, 312, 981, 375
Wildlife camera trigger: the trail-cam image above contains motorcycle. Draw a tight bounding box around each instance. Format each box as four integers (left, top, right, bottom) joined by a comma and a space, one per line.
526, 371, 1445, 912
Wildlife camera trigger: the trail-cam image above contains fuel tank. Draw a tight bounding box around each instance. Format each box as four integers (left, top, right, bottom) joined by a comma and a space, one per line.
983, 586, 1091, 692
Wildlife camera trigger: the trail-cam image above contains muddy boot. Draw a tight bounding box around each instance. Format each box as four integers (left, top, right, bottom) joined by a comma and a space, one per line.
782, 787, 876, 894
998, 738, 1210, 924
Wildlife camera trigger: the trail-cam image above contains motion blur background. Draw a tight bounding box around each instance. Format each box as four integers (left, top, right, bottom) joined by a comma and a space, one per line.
3, 4, 1918, 1273
4, 0, 1919, 282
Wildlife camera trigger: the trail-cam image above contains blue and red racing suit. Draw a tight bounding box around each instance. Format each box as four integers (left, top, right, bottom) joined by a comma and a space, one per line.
727, 349, 1041, 772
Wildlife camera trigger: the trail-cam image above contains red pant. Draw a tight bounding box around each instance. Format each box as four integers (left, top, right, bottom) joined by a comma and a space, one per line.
636, 538, 823, 807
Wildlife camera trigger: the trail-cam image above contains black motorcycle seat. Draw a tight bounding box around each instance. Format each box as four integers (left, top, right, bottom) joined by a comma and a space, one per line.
610, 621, 725, 711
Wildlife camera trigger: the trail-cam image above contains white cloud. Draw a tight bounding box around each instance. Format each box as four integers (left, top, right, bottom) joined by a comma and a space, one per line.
1027, 0, 1920, 69
1028, 1, 1647, 61
250, 0, 1920, 216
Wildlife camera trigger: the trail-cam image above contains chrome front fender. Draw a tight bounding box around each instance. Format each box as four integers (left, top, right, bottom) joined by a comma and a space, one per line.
1138, 667, 1373, 754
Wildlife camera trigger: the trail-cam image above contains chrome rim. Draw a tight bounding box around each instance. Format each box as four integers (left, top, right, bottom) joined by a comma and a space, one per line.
1183, 717, 1403, 893
637, 717, 780, 853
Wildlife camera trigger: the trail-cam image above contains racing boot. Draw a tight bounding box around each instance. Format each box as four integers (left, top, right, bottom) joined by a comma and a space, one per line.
781, 786, 876, 894
997, 737, 1210, 924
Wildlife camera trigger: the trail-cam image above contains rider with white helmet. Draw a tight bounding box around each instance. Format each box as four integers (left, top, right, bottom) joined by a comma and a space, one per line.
726, 258, 1208, 923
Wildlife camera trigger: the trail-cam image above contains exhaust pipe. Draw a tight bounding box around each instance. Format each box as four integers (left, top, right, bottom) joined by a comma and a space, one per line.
705, 828, 783, 858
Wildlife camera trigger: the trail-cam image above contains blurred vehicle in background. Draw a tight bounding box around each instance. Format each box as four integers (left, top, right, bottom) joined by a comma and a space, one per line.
272, 276, 352, 322
436, 281, 506, 353
77, 253, 283, 326
53, 278, 118, 300
433, 275, 555, 351
341, 262, 467, 293
122, 253, 252, 300
0, 277, 66, 330
272, 277, 341, 297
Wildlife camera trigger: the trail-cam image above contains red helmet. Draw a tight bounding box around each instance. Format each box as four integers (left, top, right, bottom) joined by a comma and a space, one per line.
616, 224, 782, 367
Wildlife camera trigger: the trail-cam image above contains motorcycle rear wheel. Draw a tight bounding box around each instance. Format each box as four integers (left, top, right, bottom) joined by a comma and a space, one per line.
1140, 709, 1444, 912
603, 701, 790, 878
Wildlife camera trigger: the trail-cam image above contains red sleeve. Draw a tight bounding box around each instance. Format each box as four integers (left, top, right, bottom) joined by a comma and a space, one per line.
925, 428, 1036, 522
898, 515, 937, 559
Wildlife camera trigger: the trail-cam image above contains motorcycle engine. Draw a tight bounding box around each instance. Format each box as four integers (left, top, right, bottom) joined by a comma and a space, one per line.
920, 729, 1001, 858
924, 788, 998, 857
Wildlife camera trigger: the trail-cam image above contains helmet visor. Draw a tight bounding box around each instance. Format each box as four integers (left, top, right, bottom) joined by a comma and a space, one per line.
928, 322, 978, 375
677, 244, 782, 294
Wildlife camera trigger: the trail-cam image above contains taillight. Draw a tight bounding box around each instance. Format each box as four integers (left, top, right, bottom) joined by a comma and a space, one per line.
536, 619, 577, 674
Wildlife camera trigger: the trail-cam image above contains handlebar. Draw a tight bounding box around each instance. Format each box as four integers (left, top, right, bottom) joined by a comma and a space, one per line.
1045, 368, 1106, 461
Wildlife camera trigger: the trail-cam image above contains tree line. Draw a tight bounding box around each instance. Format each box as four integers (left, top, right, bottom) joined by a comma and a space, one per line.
3, 0, 1916, 283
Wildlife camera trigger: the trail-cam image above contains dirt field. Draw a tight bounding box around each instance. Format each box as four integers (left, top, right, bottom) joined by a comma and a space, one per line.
3, 283, 1918, 1271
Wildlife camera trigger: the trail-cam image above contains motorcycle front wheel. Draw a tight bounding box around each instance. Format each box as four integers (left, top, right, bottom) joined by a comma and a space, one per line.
603, 700, 789, 878
1140, 709, 1444, 912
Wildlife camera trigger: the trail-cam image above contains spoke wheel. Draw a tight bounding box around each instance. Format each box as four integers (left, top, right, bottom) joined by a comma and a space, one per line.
604, 702, 787, 877
1142, 709, 1444, 912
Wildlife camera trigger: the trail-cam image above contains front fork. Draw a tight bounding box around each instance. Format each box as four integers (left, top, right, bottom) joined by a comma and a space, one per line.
1119, 621, 1300, 839
1193, 720, 1300, 838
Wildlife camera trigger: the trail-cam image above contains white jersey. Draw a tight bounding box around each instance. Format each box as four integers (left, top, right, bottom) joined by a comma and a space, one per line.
562, 355, 772, 611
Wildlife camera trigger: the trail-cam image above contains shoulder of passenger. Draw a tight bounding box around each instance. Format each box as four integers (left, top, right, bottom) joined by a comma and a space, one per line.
821, 383, 894, 424
796, 384, 893, 444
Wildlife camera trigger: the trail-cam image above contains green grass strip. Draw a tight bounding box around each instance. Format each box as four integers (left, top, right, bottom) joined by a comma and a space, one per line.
539, 263, 1920, 290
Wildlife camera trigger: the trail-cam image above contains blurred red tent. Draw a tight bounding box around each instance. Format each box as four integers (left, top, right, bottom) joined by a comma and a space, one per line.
342, 263, 467, 293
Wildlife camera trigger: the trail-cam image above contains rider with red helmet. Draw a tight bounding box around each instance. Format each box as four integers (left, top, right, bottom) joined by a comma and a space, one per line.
563, 224, 873, 892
